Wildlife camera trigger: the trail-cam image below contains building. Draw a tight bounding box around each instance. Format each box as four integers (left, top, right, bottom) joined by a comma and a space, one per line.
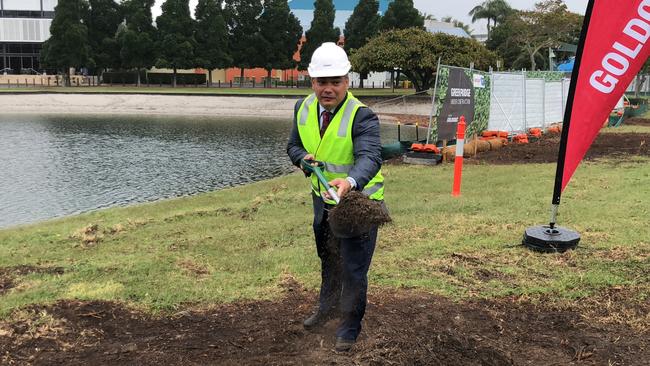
0, 0, 57, 74
424, 20, 471, 39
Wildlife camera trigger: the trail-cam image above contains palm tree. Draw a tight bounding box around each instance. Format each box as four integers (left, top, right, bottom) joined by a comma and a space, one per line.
469, 0, 512, 39
423, 13, 436, 21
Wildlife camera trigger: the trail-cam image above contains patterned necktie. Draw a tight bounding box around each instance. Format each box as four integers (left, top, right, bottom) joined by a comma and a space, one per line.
320, 111, 332, 138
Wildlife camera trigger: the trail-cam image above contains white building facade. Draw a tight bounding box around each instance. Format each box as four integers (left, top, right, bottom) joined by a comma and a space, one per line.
1, 0, 56, 73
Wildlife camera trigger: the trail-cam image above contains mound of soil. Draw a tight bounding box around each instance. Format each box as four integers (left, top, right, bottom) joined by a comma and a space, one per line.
1, 279, 647, 365
469, 131, 649, 165
328, 192, 391, 238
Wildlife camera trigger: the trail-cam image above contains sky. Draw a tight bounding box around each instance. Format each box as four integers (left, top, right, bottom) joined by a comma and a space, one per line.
152, 0, 590, 34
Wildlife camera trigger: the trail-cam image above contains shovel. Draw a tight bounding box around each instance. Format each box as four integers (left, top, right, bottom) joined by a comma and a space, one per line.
300, 159, 340, 204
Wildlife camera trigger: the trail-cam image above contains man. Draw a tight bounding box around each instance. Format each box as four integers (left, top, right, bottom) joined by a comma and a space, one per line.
286, 42, 384, 352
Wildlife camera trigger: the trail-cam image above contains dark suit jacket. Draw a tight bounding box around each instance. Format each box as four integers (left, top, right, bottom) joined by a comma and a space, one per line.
286, 93, 382, 192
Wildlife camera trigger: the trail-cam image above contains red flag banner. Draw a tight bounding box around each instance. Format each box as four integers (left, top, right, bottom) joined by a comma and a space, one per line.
561, 0, 650, 190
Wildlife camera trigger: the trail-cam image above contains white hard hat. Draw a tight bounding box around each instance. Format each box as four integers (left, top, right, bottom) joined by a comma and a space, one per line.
308, 42, 351, 78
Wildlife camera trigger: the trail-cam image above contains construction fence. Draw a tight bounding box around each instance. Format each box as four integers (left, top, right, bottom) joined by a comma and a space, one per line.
486, 71, 569, 134
433, 67, 650, 143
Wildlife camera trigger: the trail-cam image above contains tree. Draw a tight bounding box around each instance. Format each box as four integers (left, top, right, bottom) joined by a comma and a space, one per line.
299, 0, 339, 71
379, 0, 423, 85
350, 28, 497, 92
344, 0, 381, 52
117, 0, 156, 86
485, 14, 524, 69
257, 0, 302, 87
41, 0, 90, 86
468, 0, 512, 39
156, 0, 197, 87
380, 0, 424, 31
224, 0, 263, 83
195, 0, 231, 87
487, 0, 582, 70
635, 59, 650, 97
343, 0, 381, 87
87, 0, 123, 82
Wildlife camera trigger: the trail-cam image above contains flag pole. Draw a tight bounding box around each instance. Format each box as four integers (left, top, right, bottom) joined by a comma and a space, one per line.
523, 0, 596, 252
549, 0, 597, 228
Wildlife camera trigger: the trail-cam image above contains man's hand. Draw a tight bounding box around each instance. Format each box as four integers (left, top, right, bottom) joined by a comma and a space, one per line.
327, 178, 351, 200
300, 154, 315, 177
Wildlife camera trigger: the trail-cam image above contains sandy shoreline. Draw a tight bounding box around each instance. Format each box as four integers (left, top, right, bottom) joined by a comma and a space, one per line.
1, 93, 298, 118
0, 93, 432, 123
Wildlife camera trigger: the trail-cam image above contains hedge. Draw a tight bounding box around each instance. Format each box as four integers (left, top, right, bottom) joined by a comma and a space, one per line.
102, 71, 206, 85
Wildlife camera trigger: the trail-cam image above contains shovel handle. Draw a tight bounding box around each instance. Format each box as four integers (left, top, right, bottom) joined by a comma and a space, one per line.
312, 166, 340, 204
301, 159, 340, 204
325, 187, 341, 204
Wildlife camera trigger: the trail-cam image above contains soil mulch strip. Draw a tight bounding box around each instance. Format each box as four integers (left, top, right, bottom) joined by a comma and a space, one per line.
1, 279, 647, 365
385, 118, 650, 166
378, 113, 431, 126
467, 132, 649, 165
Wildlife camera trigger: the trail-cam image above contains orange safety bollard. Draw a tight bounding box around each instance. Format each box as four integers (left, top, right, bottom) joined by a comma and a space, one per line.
452, 116, 466, 197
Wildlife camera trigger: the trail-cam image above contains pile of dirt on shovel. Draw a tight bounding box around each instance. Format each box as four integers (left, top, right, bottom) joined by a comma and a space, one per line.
328, 191, 391, 238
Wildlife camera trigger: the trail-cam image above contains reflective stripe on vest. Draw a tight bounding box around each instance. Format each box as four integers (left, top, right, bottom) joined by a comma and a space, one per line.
296, 92, 384, 204
362, 182, 383, 197
298, 95, 316, 126
324, 162, 353, 174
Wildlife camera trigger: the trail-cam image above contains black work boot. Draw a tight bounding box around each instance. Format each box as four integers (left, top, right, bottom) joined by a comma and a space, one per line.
335, 337, 355, 352
303, 311, 333, 330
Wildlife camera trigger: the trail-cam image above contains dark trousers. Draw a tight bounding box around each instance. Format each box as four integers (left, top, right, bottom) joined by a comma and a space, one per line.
312, 195, 378, 341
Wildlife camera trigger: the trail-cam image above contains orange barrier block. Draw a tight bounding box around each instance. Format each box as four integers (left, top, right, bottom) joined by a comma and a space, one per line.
411, 143, 425, 151
513, 134, 529, 144
528, 128, 542, 138
481, 130, 509, 139
547, 126, 561, 134
422, 144, 440, 153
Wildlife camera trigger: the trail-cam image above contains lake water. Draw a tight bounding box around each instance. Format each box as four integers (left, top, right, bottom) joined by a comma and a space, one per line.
0, 114, 300, 229
0, 114, 408, 229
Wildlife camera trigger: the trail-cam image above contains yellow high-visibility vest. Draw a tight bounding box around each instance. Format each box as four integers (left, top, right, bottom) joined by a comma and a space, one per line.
296, 92, 384, 204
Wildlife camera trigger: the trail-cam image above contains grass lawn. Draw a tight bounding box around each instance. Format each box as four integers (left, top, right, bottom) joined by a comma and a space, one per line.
1, 158, 648, 317
602, 123, 650, 134
0, 86, 417, 97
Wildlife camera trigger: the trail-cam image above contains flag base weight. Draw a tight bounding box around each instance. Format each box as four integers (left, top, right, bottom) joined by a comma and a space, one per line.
523, 225, 580, 253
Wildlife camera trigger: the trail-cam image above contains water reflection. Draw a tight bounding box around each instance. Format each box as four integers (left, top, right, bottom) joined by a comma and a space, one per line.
0, 114, 295, 228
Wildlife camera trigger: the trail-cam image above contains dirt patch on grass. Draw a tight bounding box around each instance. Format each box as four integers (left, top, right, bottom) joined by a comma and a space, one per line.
468, 131, 650, 165
378, 113, 431, 126
623, 118, 650, 127
0, 266, 64, 296
1, 280, 647, 365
